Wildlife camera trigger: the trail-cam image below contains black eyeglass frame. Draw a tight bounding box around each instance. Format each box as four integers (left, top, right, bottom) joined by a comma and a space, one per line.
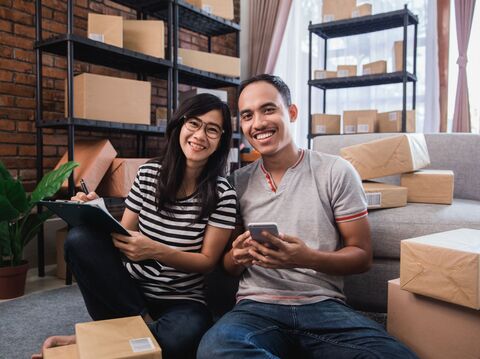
182, 116, 225, 139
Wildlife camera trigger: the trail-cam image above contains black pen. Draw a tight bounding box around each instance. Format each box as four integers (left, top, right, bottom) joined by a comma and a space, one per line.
80, 178, 89, 194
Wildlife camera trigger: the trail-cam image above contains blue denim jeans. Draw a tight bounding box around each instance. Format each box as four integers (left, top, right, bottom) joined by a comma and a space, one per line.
197, 299, 418, 359
64, 226, 212, 359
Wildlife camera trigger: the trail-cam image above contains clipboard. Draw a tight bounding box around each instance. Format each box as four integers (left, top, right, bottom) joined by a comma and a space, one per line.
40, 199, 131, 236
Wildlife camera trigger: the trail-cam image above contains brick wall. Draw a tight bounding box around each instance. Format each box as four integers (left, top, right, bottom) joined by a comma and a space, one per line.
0, 0, 240, 191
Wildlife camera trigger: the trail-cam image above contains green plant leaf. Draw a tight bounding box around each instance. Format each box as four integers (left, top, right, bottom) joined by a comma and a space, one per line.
30, 161, 79, 205
20, 211, 53, 248
0, 161, 13, 181
0, 221, 11, 255
0, 196, 20, 222
4, 179, 28, 213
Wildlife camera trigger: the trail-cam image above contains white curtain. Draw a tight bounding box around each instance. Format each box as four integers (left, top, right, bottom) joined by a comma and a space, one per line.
274, 0, 439, 148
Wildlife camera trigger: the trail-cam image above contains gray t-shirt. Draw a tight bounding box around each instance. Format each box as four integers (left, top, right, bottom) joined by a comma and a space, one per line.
232, 149, 367, 305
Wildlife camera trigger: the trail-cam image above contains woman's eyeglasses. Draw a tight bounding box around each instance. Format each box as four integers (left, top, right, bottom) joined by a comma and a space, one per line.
183, 117, 224, 139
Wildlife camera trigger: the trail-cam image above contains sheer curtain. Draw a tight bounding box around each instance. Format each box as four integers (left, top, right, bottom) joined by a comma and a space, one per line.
274, 0, 438, 148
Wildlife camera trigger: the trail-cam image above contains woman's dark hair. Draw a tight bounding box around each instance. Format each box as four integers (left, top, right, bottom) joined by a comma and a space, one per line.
154, 93, 232, 222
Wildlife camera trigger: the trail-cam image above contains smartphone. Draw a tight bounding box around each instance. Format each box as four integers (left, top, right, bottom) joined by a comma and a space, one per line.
247, 222, 279, 244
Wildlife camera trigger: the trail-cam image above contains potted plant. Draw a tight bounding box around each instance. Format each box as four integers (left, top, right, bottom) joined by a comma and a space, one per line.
0, 160, 78, 299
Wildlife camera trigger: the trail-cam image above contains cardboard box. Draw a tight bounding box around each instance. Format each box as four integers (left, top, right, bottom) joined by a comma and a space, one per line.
65, 73, 151, 125
322, 0, 356, 22
400, 169, 454, 204
311, 114, 341, 135
87, 14, 123, 47
179, 88, 228, 104
44, 344, 78, 359
352, 3, 372, 18
362, 60, 387, 75
54, 139, 117, 191
313, 70, 337, 80
340, 134, 430, 180
343, 110, 377, 134
362, 182, 407, 209
393, 41, 403, 72
56, 227, 68, 280
388, 278, 480, 359
336, 65, 357, 77
378, 110, 416, 133
400, 229, 480, 309
76, 316, 162, 359
97, 158, 150, 198
185, 0, 234, 20
178, 48, 240, 77
155, 107, 167, 129
123, 20, 165, 59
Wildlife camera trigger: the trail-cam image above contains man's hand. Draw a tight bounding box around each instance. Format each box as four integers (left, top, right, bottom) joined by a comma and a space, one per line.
31, 335, 76, 359
112, 230, 160, 262
231, 231, 255, 267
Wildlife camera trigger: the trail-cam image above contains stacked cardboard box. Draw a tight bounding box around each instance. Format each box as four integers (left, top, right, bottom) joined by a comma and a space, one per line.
343, 110, 378, 134
184, 0, 234, 20
362, 182, 407, 209
363, 60, 387, 75
393, 41, 404, 72
352, 3, 372, 17
311, 114, 341, 135
322, 0, 357, 22
97, 158, 150, 198
377, 110, 416, 133
44, 344, 78, 359
178, 48, 240, 77
87, 14, 122, 47
336, 65, 357, 77
313, 70, 337, 80
400, 170, 454, 204
179, 88, 228, 104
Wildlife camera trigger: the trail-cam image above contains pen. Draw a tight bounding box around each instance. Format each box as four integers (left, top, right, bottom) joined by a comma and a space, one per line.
80, 178, 89, 194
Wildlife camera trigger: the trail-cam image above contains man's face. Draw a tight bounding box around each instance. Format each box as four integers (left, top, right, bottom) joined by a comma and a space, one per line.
238, 81, 296, 156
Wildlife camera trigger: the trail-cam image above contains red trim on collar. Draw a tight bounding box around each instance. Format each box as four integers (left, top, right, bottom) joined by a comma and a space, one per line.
260, 164, 277, 192
291, 149, 305, 169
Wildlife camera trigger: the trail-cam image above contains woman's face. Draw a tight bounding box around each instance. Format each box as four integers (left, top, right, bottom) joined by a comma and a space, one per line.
179, 109, 224, 169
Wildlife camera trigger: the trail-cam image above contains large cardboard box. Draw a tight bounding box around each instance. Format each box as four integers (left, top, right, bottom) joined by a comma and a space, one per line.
362, 182, 407, 209
400, 169, 454, 204
185, 0, 234, 20
340, 134, 430, 180
123, 20, 165, 59
393, 41, 403, 72
54, 139, 117, 191
336, 65, 357, 77
352, 3, 373, 18
313, 70, 336, 80
56, 227, 68, 280
378, 110, 416, 133
322, 0, 356, 22
311, 114, 341, 135
179, 87, 228, 104
400, 229, 480, 309
388, 278, 480, 359
65, 73, 151, 125
178, 48, 240, 78
44, 344, 78, 359
76, 316, 162, 359
87, 14, 123, 47
343, 110, 378, 134
362, 60, 387, 75
97, 158, 150, 198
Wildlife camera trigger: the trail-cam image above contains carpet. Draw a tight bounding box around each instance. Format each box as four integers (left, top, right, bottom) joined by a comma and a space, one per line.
0, 285, 90, 359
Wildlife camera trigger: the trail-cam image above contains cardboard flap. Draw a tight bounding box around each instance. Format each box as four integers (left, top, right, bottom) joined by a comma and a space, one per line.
406, 134, 430, 170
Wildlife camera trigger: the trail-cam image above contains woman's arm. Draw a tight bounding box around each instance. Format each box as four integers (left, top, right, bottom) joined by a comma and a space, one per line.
120, 208, 139, 231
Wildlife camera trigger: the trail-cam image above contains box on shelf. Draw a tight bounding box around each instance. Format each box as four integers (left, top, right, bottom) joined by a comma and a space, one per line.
179, 88, 228, 104
378, 110, 416, 133
336, 65, 357, 77
54, 139, 117, 191
388, 278, 480, 359
400, 228, 480, 309
322, 0, 356, 22
87, 13, 123, 47
56, 227, 68, 280
340, 134, 430, 180
400, 169, 454, 204
184, 0, 234, 20
178, 48, 240, 78
311, 114, 341, 135
44, 344, 78, 359
393, 41, 403, 72
76, 316, 162, 358
362, 182, 407, 209
362, 60, 387, 75
155, 107, 167, 129
97, 158, 150, 198
313, 70, 337, 80
357, 116, 376, 133
352, 3, 372, 18
123, 20, 165, 59
343, 110, 377, 134
65, 73, 151, 125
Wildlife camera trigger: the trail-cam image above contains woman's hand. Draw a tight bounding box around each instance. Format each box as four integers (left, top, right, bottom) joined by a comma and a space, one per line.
112, 231, 166, 262
231, 231, 255, 267
31, 335, 76, 359
71, 191, 99, 202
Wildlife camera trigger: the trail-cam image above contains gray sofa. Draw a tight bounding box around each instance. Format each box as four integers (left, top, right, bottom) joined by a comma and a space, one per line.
313, 133, 480, 312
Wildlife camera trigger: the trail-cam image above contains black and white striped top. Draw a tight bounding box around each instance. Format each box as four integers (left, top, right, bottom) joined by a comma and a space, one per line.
124, 162, 237, 304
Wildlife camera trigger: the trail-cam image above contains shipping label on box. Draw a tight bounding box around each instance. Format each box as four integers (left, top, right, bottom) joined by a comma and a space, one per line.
393, 41, 404, 72
388, 278, 480, 359
314, 70, 337, 80
400, 169, 454, 204
340, 134, 430, 180
87, 13, 123, 48
362, 182, 407, 209
311, 114, 341, 135
322, 0, 356, 22
378, 110, 416, 133
97, 158, 150, 198
400, 229, 480, 309
343, 110, 377, 134
357, 116, 376, 133
123, 20, 165, 59
44, 344, 78, 359
362, 60, 387, 75
185, 0, 234, 20
337, 65, 357, 77
352, 3, 372, 17
178, 48, 240, 77
76, 316, 162, 359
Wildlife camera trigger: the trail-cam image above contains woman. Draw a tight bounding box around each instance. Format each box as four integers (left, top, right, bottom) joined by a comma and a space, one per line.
33, 94, 236, 359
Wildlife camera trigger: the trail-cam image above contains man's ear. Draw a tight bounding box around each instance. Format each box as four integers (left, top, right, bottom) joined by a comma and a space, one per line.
288, 104, 298, 123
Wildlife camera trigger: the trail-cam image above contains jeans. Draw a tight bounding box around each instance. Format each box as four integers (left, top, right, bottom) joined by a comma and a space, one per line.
64, 226, 212, 359
197, 299, 418, 359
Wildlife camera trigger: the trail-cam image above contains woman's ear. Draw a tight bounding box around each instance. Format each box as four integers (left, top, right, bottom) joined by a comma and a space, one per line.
288, 104, 298, 123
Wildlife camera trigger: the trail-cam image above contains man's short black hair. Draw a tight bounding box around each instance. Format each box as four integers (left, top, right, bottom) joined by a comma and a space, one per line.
239, 74, 292, 107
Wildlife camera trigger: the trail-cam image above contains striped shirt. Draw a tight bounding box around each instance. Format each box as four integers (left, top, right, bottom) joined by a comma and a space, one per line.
124, 162, 237, 303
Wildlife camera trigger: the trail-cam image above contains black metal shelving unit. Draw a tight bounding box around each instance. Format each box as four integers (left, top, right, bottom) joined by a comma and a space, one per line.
34, 0, 241, 282
307, 5, 418, 147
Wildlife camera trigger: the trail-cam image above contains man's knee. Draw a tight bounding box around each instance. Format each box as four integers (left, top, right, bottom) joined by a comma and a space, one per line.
197, 323, 235, 359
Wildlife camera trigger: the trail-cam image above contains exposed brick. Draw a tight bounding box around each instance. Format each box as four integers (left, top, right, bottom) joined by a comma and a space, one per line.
0, 69, 14, 81
17, 120, 35, 132
0, 118, 15, 130
14, 48, 34, 63
0, 19, 12, 32
1, 107, 34, 121
0, 144, 16, 156
43, 19, 66, 35
0, 132, 35, 144
0, 8, 33, 26
18, 145, 37, 156
0, 95, 15, 107
0, 46, 13, 58
0, 32, 34, 50
15, 97, 36, 109
15, 73, 35, 86
0, 82, 35, 97
12, 1, 35, 15
43, 65, 66, 79
0, 1, 13, 7
2, 157, 36, 169
14, 23, 36, 39
19, 169, 37, 181
0, 58, 33, 72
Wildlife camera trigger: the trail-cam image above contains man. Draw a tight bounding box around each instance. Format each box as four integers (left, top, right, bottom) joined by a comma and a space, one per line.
197, 74, 417, 358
